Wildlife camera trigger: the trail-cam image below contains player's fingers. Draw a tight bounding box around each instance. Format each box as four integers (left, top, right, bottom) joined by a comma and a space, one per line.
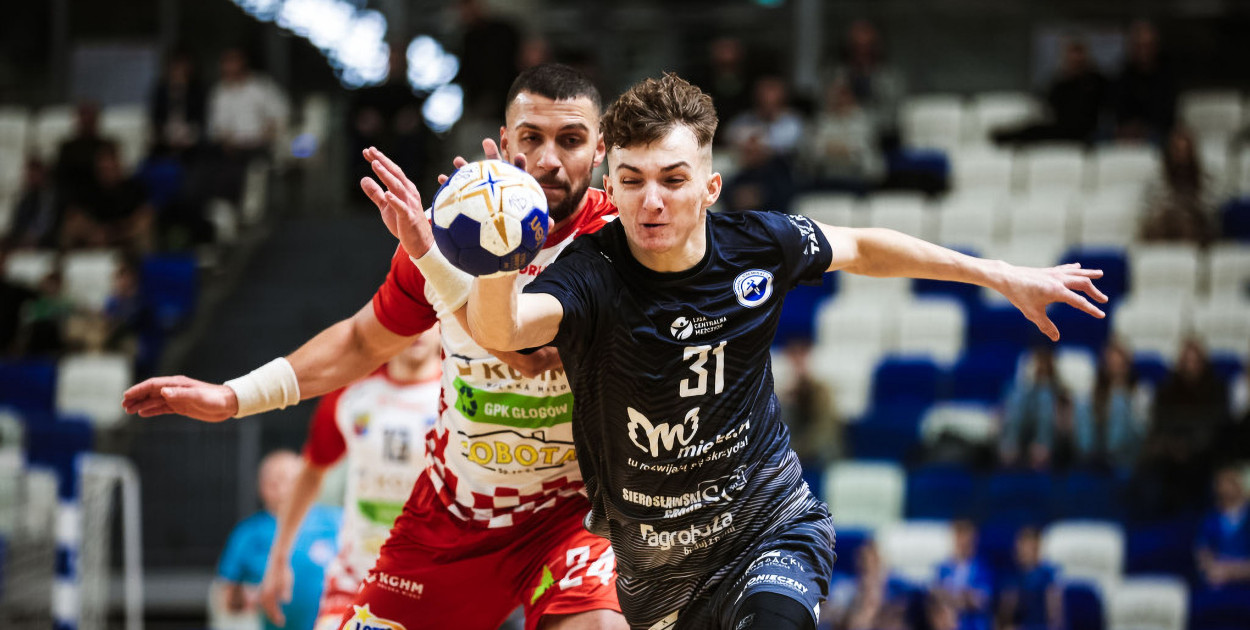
1028, 311, 1060, 342
452, 156, 468, 169
132, 399, 174, 417
1069, 267, 1103, 278
1062, 290, 1106, 319
1066, 275, 1108, 303
371, 160, 410, 201
360, 177, 387, 210
482, 138, 501, 160
437, 174, 449, 185
371, 150, 419, 197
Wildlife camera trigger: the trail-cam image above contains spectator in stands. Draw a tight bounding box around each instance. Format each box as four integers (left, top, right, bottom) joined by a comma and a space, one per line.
727, 75, 805, 160
692, 37, 756, 145
217, 450, 339, 630
60, 144, 155, 252
0, 247, 37, 355
996, 526, 1060, 630
1195, 464, 1250, 589
150, 48, 207, 156
776, 339, 843, 470
994, 38, 1108, 147
1111, 20, 1176, 143
1140, 127, 1219, 245
802, 77, 884, 191
456, 0, 521, 120
16, 266, 72, 357
721, 126, 796, 213
1000, 347, 1075, 471
1074, 340, 1143, 473
1138, 338, 1228, 517
204, 47, 287, 203
3, 157, 61, 249
829, 19, 906, 150
932, 520, 994, 630
822, 541, 912, 630
54, 101, 118, 201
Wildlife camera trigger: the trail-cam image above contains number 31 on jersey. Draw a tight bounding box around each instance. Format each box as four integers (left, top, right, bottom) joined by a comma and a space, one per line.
680, 341, 727, 398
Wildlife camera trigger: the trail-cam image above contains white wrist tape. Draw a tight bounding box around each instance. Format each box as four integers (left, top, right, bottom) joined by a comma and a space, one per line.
224, 357, 301, 418
410, 247, 473, 311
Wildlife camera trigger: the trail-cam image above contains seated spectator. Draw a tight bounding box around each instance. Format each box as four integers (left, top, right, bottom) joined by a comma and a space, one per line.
54, 101, 118, 200
1137, 338, 1228, 517
217, 450, 339, 630
829, 19, 907, 150
726, 75, 805, 160
60, 144, 155, 251
802, 77, 884, 190
150, 48, 207, 156
1140, 127, 1221, 245
994, 39, 1108, 147
3, 157, 61, 249
692, 37, 756, 145
1196, 465, 1250, 589
721, 127, 797, 213
776, 339, 843, 469
202, 47, 287, 203
996, 527, 1060, 630
0, 247, 38, 355
1111, 20, 1176, 143
822, 541, 913, 630
1000, 347, 1075, 471
932, 520, 994, 630
16, 267, 73, 357
1074, 340, 1144, 473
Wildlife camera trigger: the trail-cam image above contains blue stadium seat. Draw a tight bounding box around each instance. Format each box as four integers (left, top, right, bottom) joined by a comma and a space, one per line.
965, 304, 1040, 353
872, 357, 944, 406
986, 470, 1053, 526
976, 520, 1021, 578
1210, 355, 1243, 382
141, 253, 198, 330
832, 528, 871, 577
23, 415, 94, 499
773, 275, 836, 347
906, 464, 980, 519
1060, 247, 1128, 301
1051, 303, 1111, 352
1062, 581, 1105, 630
848, 402, 928, 461
1133, 355, 1172, 387
1125, 516, 1200, 581
1189, 586, 1250, 630
0, 359, 57, 414
948, 346, 1021, 403
1051, 471, 1125, 521
1220, 197, 1250, 242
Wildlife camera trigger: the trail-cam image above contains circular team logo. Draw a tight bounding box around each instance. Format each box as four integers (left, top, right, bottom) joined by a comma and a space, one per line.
733, 269, 773, 308
670, 316, 694, 340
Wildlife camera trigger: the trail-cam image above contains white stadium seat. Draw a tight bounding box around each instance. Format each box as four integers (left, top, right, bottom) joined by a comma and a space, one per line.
1090, 144, 1160, 192
793, 192, 859, 228
936, 205, 998, 253
1198, 139, 1232, 190
62, 249, 120, 311
1207, 243, 1250, 300
951, 150, 1015, 195
1112, 296, 1188, 362
1235, 145, 1250, 197
1190, 299, 1250, 357
3, 248, 58, 288
1042, 520, 1125, 590
33, 105, 75, 162
896, 299, 965, 365
878, 521, 954, 584
56, 352, 133, 428
1130, 244, 1201, 299
1056, 347, 1099, 398
1106, 576, 1189, 630
100, 104, 150, 170
965, 92, 1041, 145
920, 403, 996, 446
901, 94, 965, 152
836, 272, 912, 308
1075, 189, 1143, 248
816, 299, 895, 356
823, 461, 905, 532
1018, 143, 1087, 194
810, 345, 877, 420
0, 145, 23, 198
866, 192, 931, 239
1179, 90, 1243, 145
1005, 192, 1076, 245
0, 106, 31, 154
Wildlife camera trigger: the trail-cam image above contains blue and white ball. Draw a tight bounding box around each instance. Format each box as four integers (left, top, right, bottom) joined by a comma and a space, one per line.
431, 159, 548, 276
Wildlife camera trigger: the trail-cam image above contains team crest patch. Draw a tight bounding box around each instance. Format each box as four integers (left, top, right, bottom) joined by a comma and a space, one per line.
343, 604, 406, 630
733, 269, 773, 308
670, 316, 693, 340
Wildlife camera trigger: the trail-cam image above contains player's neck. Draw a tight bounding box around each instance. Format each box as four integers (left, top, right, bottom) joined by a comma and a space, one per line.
550, 190, 592, 234
387, 356, 440, 383
628, 217, 708, 273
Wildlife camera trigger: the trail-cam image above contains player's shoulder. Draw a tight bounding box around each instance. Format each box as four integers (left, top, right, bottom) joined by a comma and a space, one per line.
573, 188, 619, 235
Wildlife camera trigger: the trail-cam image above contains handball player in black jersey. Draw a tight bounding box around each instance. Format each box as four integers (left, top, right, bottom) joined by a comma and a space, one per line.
452, 73, 1109, 630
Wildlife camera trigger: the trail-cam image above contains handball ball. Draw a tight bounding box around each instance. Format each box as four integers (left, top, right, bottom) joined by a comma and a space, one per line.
431, 159, 549, 276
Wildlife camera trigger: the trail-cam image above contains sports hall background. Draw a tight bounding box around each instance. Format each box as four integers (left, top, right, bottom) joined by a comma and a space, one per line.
1, 0, 1249, 628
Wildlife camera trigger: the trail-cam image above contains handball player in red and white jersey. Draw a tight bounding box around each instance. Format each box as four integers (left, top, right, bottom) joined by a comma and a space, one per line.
123, 64, 626, 630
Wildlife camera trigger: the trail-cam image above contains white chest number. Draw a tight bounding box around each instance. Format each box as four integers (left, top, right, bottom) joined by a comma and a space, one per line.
679, 341, 727, 398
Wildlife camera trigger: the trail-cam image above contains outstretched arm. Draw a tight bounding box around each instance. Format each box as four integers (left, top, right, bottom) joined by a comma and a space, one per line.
467, 273, 564, 352
820, 224, 1107, 341
259, 461, 327, 627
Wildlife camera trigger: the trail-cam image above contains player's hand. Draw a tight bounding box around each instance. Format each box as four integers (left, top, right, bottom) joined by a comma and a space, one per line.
995, 263, 1108, 342
437, 138, 529, 185
121, 376, 238, 422
361, 146, 435, 259
489, 347, 563, 379
259, 557, 294, 626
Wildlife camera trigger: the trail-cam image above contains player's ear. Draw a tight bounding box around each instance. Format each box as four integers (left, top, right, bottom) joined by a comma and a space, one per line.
592, 134, 606, 168
602, 170, 615, 200
703, 171, 722, 208
498, 125, 510, 159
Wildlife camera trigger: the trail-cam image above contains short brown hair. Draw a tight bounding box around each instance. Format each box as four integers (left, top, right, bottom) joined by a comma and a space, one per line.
600, 72, 718, 151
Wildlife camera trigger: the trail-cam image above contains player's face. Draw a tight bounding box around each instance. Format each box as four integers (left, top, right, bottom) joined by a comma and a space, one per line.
500, 93, 605, 225
604, 125, 722, 269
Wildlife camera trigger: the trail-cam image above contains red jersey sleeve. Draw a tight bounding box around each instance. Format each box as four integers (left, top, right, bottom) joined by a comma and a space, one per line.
371, 245, 439, 337
303, 387, 347, 466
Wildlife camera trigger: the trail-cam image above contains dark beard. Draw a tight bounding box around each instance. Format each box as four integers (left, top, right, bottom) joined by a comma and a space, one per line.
547, 179, 590, 224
